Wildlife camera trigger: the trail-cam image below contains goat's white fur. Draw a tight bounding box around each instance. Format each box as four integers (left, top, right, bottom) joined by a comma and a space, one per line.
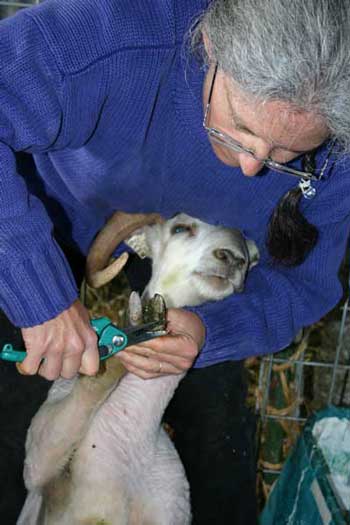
18, 214, 258, 525
129, 213, 259, 306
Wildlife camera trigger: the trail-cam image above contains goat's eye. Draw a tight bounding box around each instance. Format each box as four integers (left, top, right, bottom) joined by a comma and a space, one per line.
170, 223, 194, 236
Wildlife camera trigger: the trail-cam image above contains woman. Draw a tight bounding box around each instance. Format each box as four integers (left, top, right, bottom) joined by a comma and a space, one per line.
0, 0, 349, 522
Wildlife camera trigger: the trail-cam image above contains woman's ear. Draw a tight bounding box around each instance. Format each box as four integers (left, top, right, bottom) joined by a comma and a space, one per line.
202, 30, 212, 60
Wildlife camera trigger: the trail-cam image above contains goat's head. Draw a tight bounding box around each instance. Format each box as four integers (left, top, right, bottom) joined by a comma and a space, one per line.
86, 212, 259, 309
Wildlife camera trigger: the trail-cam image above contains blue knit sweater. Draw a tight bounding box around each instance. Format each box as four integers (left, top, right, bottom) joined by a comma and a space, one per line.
0, 0, 349, 367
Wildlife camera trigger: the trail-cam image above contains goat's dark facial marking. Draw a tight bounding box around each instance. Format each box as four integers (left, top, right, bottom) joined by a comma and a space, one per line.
213, 249, 245, 269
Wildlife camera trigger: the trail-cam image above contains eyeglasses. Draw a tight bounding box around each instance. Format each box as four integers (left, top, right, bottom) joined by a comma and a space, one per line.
203, 63, 335, 183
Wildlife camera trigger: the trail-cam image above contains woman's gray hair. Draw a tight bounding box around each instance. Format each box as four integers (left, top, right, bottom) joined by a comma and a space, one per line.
193, 0, 350, 151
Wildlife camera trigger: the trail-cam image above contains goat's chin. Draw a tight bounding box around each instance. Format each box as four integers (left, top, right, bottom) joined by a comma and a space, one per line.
193, 272, 235, 301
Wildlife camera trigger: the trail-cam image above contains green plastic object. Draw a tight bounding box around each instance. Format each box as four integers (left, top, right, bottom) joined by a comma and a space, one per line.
260, 406, 350, 525
90, 317, 128, 360
0, 344, 27, 363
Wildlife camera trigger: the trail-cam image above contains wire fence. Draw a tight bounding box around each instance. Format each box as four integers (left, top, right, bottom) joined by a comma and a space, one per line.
254, 260, 350, 501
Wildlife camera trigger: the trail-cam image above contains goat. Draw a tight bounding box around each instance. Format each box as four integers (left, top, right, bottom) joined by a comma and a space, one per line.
18, 212, 259, 525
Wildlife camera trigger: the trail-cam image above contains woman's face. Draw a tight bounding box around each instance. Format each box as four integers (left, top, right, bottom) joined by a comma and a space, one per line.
202, 64, 329, 177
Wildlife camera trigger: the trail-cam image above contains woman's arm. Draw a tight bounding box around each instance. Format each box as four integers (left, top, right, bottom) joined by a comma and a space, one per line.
193, 215, 350, 366
0, 10, 108, 377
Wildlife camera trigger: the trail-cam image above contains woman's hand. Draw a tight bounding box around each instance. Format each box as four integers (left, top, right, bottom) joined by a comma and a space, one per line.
117, 308, 206, 379
18, 299, 99, 380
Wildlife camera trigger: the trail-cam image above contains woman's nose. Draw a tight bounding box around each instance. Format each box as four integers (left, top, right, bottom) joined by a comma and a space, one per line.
238, 154, 265, 176
238, 141, 271, 177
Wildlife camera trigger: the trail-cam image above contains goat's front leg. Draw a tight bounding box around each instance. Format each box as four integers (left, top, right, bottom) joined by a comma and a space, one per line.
24, 357, 126, 490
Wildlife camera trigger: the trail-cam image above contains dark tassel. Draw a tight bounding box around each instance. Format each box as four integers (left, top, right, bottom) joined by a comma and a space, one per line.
266, 186, 318, 266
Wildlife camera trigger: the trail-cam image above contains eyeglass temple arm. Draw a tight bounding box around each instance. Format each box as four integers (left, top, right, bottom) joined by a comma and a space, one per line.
203, 63, 218, 127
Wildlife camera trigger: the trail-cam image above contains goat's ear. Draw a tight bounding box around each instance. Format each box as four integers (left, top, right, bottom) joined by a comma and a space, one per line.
246, 239, 260, 269
125, 228, 152, 259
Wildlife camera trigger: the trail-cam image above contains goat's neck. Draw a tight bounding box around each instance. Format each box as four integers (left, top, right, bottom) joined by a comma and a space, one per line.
90, 372, 184, 449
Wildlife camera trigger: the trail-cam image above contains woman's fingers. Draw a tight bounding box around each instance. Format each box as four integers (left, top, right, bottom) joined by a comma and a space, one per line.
17, 347, 44, 376
19, 300, 99, 380
118, 349, 183, 379
118, 335, 196, 372
79, 338, 100, 376
117, 307, 205, 379
38, 351, 64, 381
118, 335, 198, 379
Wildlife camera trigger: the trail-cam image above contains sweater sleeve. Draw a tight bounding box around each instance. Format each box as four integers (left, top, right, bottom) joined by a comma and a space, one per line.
0, 12, 81, 326
0, 0, 175, 327
190, 202, 350, 367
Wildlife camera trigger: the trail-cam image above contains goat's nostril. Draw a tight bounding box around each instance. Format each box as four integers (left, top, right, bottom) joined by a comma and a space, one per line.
213, 249, 231, 262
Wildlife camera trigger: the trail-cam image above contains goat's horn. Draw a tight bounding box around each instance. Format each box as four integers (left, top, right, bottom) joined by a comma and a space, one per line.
86, 211, 164, 288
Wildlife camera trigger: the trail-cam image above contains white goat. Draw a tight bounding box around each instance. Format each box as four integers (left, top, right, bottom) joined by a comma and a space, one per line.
18, 212, 259, 525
